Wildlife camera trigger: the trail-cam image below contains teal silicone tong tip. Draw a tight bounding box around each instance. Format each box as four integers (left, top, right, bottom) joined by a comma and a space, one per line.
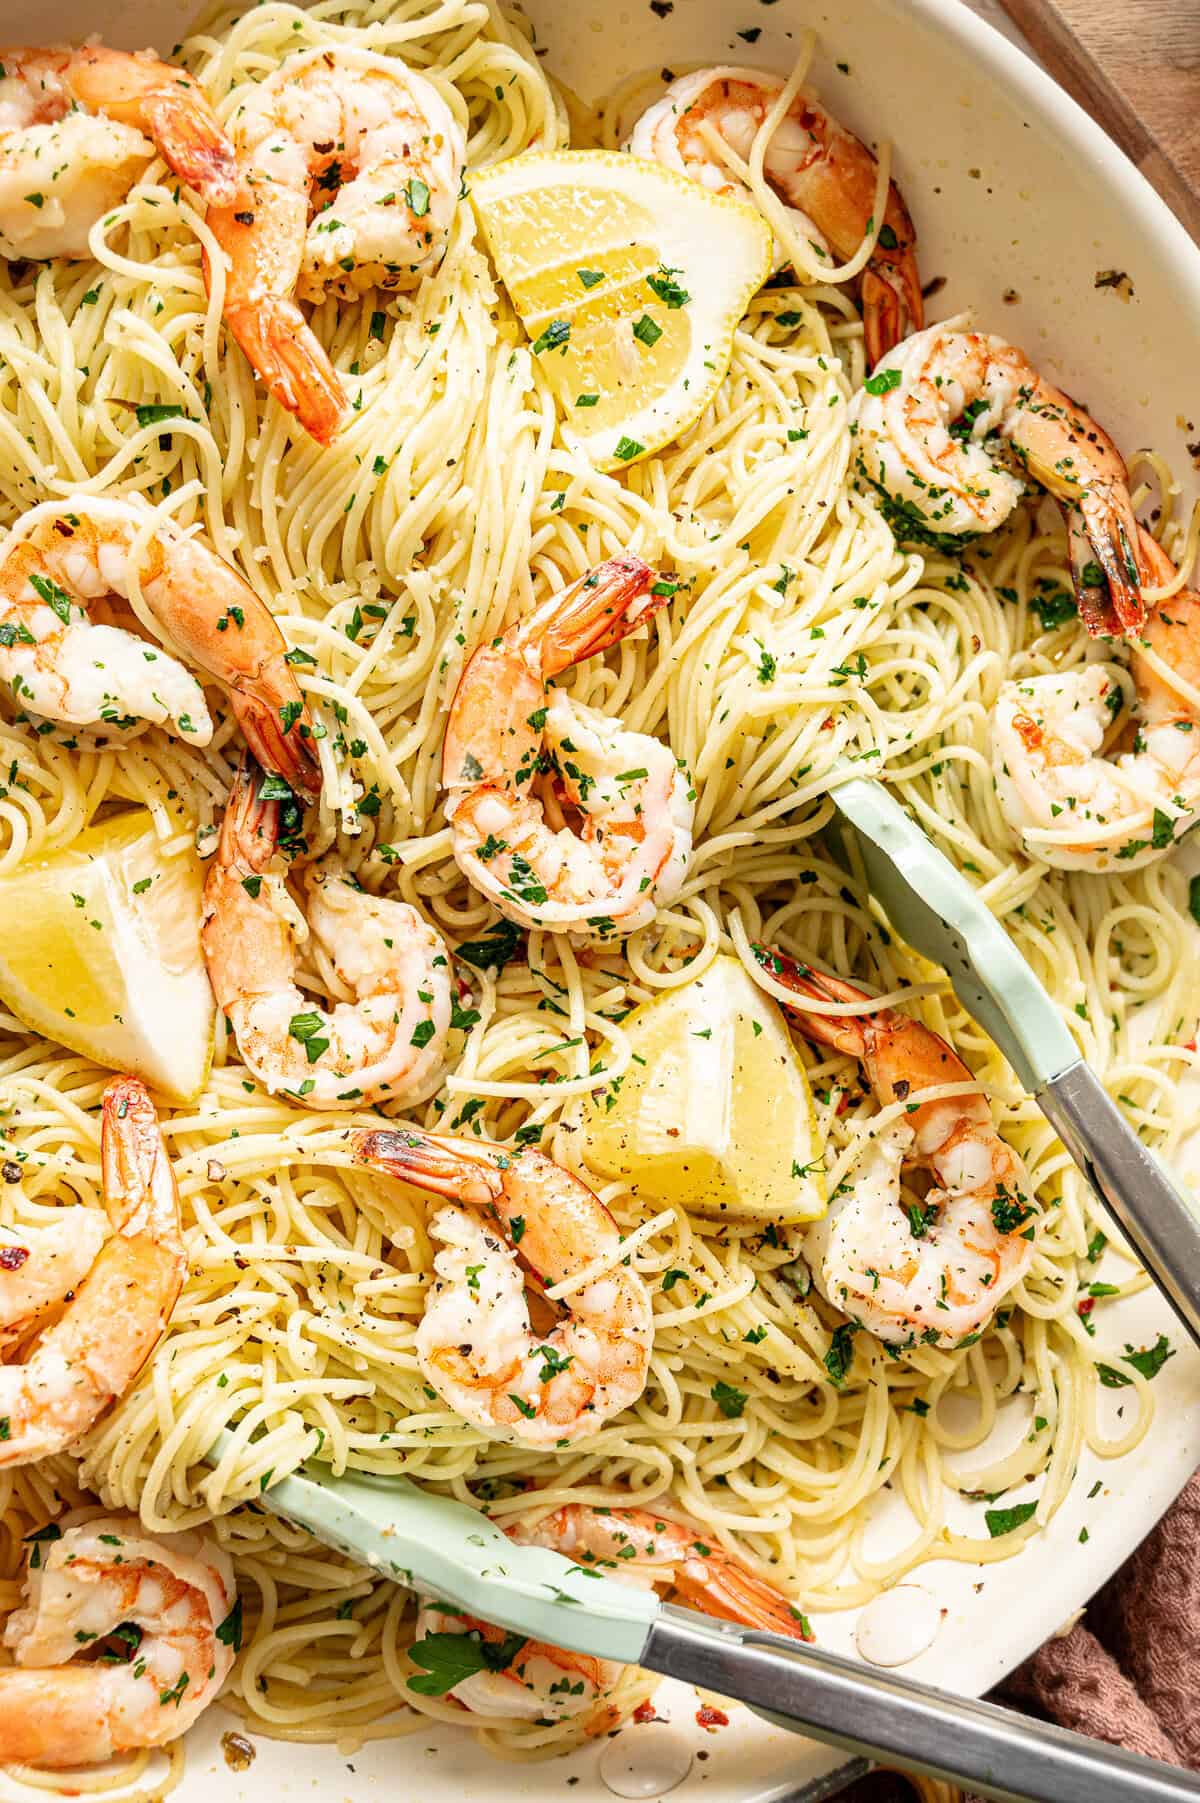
830, 774, 1200, 1348
204, 1432, 655, 1665
830, 774, 1077, 1092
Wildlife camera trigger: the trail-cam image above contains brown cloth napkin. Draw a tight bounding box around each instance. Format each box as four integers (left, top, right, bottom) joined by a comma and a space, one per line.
835, 1471, 1200, 1802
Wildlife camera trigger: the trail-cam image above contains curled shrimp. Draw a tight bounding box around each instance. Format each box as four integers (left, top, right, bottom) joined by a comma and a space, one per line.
0, 497, 322, 801
413, 1500, 810, 1729
0, 1514, 236, 1766
754, 948, 1036, 1350
995, 530, 1200, 871
0, 1076, 186, 1465
353, 1126, 654, 1445
206, 47, 466, 444
849, 323, 1145, 634
443, 554, 693, 940
0, 43, 238, 259
627, 66, 921, 366
203, 757, 452, 1109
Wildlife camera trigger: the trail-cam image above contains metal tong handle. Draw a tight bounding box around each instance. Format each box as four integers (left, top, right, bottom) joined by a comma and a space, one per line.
1040, 1062, 1200, 1347
642, 1607, 1200, 1803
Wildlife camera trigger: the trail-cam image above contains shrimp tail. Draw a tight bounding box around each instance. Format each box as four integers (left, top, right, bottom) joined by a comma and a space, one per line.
230, 687, 323, 805
353, 1127, 504, 1207
861, 269, 906, 369
861, 190, 922, 367
65, 47, 241, 207
1067, 495, 1146, 638
215, 753, 280, 868
672, 1560, 814, 1642
520, 554, 662, 676
137, 89, 242, 207
101, 1076, 179, 1236
230, 298, 349, 445
750, 943, 870, 1058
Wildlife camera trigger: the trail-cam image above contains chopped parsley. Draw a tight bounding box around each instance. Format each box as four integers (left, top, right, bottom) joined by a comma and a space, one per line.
455, 919, 523, 972
1096, 1334, 1175, 1387
407, 1629, 528, 1697
645, 266, 690, 309
823, 1323, 859, 1387
984, 1500, 1038, 1537
531, 318, 571, 356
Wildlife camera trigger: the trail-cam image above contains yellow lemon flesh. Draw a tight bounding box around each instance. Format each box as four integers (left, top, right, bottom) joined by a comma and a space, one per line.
0, 808, 214, 1102
580, 954, 826, 1222
470, 150, 772, 470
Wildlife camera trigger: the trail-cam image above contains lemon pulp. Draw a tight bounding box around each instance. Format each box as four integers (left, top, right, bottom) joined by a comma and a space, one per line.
0, 807, 214, 1102
471, 150, 772, 469
580, 954, 826, 1222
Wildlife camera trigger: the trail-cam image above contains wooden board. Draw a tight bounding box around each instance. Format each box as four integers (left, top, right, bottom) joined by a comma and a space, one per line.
995, 0, 1200, 239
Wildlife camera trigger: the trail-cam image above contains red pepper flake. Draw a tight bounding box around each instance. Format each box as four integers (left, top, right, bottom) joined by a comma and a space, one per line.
695, 1705, 729, 1731
835, 1090, 851, 1116
632, 1702, 662, 1725
1077, 1297, 1095, 1317
0, 1244, 29, 1271
1183, 1037, 1197, 1053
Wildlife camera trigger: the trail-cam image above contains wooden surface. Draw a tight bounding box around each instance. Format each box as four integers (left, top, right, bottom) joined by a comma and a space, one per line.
995, 0, 1200, 239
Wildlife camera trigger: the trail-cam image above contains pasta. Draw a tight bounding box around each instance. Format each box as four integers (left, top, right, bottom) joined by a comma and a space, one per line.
0, 0, 1196, 1779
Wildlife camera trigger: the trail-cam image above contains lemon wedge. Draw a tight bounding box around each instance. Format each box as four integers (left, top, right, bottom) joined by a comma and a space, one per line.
470, 150, 772, 470
580, 954, 826, 1222
0, 808, 214, 1102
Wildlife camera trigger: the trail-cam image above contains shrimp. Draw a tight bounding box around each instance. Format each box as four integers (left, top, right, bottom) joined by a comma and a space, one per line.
995, 530, 1200, 871
0, 44, 238, 260
202, 756, 451, 1109
0, 497, 322, 801
627, 67, 921, 366
205, 47, 466, 444
754, 947, 1036, 1349
443, 554, 693, 939
0, 1212, 109, 1352
352, 1126, 654, 1445
0, 1076, 186, 1466
412, 1501, 810, 1729
0, 1514, 236, 1766
849, 324, 1145, 634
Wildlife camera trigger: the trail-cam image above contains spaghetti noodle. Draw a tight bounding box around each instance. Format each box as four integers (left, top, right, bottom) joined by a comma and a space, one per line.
0, 0, 1195, 1777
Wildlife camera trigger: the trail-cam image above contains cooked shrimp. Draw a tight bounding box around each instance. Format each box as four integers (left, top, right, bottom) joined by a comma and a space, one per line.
0, 497, 321, 800
0, 1514, 236, 1766
754, 948, 1036, 1349
353, 1126, 654, 1445
0, 1076, 186, 1466
627, 66, 921, 366
0, 1211, 109, 1352
206, 47, 466, 444
995, 530, 1200, 871
444, 554, 692, 939
413, 1502, 810, 1728
203, 756, 451, 1109
0, 44, 238, 260
849, 323, 1145, 634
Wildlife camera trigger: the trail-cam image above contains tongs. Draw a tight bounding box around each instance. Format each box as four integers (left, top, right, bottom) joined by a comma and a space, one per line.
210, 1438, 1200, 1803
830, 773, 1200, 1350
208, 778, 1200, 1803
